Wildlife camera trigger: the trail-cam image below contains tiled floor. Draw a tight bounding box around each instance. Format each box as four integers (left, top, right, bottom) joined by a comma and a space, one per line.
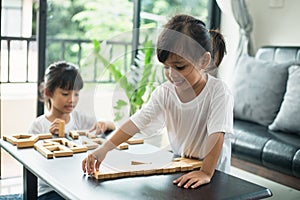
1, 138, 300, 199
0, 150, 22, 196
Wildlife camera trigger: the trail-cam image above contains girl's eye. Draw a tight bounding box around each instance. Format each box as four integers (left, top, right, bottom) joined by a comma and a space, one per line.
62, 93, 69, 96
175, 66, 185, 71
164, 66, 170, 70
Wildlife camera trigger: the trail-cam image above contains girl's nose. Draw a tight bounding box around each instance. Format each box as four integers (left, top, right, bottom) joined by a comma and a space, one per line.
68, 93, 76, 102
169, 68, 180, 78
67, 96, 73, 102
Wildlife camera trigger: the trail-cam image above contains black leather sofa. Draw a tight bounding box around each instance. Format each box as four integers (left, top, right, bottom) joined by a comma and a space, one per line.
230, 46, 300, 190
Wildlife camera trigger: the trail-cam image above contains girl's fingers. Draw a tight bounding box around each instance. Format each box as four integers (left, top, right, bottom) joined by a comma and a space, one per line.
95, 160, 101, 171
89, 124, 96, 132
84, 154, 94, 175
82, 158, 87, 173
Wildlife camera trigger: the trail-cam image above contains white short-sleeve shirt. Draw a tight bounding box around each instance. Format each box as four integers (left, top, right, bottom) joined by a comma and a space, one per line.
130, 74, 234, 173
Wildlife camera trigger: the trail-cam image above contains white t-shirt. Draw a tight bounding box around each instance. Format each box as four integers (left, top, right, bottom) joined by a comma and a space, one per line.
28, 110, 97, 196
130, 74, 234, 173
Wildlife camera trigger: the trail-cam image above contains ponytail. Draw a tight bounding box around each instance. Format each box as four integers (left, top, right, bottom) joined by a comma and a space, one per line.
209, 29, 226, 67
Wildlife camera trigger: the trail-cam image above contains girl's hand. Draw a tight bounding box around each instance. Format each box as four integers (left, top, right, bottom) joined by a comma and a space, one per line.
49, 119, 64, 135
173, 170, 211, 189
89, 121, 115, 135
82, 147, 107, 175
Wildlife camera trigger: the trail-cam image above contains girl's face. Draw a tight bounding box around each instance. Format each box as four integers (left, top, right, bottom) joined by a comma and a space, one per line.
163, 53, 203, 91
49, 88, 80, 114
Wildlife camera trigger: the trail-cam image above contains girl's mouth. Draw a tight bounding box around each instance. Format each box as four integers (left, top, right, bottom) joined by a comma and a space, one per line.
65, 105, 74, 111
172, 79, 185, 86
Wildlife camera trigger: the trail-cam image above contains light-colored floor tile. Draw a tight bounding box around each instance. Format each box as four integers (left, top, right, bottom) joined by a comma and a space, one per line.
0, 176, 22, 196
230, 166, 300, 200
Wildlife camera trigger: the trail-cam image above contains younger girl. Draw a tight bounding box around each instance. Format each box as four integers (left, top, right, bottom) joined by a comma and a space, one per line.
28, 61, 115, 199
82, 14, 233, 189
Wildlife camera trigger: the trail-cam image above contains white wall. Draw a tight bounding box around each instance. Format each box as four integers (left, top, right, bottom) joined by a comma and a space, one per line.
218, 0, 300, 85
249, 0, 300, 49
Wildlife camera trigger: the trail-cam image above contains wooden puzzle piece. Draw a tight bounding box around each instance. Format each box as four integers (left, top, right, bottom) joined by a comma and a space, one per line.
80, 137, 99, 150
3, 133, 52, 148
69, 130, 80, 139
34, 142, 73, 158
58, 120, 65, 138
69, 130, 128, 150
125, 138, 144, 145
43, 138, 88, 153
91, 137, 128, 150
93, 156, 202, 180
69, 130, 96, 140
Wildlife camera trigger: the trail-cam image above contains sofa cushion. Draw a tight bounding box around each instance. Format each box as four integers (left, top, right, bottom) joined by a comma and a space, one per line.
232, 120, 272, 165
262, 139, 298, 177
232, 55, 293, 126
293, 150, 300, 177
269, 65, 300, 134
233, 119, 300, 177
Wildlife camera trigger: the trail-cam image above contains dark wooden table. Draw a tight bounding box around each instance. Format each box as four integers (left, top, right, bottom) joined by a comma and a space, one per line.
0, 139, 272, 200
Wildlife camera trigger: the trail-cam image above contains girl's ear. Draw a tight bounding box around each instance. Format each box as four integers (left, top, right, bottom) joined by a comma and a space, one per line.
45, 88, 51, 97
201, 52, 211, 67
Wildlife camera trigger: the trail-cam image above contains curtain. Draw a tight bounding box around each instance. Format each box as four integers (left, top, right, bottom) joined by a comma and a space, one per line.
231, 0, 254, 57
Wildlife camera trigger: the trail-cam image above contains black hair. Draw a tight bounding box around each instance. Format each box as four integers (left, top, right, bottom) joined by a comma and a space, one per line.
156, 14, 226, 69
40, 61, 83, 109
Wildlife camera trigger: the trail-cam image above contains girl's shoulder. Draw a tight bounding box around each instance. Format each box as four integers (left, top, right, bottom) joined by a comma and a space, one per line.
206, 75, 233, 97
153, 82, 177, 99
156, 81, 175, 94
207, 75, 231, 91
32, 114, 48, 124
28, 114, 50, 134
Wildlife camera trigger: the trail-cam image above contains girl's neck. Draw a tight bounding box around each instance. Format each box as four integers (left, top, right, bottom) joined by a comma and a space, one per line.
176, 73, 207, 103
46, 109, 71, 123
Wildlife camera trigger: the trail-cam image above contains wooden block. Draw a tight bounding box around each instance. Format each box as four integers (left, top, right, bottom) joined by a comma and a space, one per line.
37, 133, 53, 139
16, 139, 36, 148
144, 168, 157, 175
35, 141, 73, 158
3, 135, 18, 145
53, 145, 73, 157
68, 143, 88, 153
13, 134, 33, 139
81, 137, 99, 150
173, 157, 202, 170
93, 165, 129, 179
69, 131, 79, 139
116, 143, 128, 150
3, 134, 46, 148
69, 130, 96, 139
87, 133, 96, 139
154, 168, 164, 174
92, 138, 128, 150
58, 120, 65, 138
34, 143, 54, 159
162, 162, 181, 173
31, 133, 53, 143
92, 138, 106, 145
44, 138, 87, 153
126, 138, 144, 145
4, 134, 33, 146
76, 130, 89, 136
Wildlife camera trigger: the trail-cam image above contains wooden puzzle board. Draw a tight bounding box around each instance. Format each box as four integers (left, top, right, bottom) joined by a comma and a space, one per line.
93, 145, 203, 180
